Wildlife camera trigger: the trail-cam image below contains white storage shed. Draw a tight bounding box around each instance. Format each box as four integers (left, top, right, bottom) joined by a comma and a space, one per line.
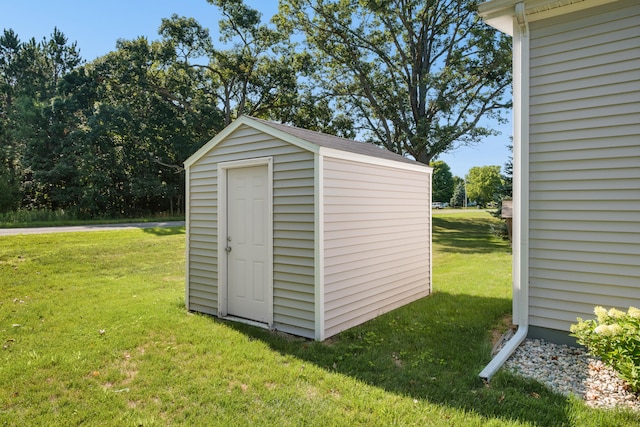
184, 116, 432, 340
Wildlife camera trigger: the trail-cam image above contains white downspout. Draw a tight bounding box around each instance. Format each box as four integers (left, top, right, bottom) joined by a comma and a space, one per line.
480, 1, 530, 382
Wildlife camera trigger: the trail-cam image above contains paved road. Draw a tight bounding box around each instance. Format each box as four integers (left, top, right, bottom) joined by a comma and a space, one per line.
0, 221, 185, 236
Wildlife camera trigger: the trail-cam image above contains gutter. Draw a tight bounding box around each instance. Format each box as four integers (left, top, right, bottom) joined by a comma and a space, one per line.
479, 2, 530, 382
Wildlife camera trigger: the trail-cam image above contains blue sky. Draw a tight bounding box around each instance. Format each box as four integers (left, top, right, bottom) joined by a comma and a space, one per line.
1, 0, 512, 178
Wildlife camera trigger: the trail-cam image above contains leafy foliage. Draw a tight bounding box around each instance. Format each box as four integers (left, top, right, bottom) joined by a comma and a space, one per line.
2, 0, 513, 219
489, 144, 513, 238
159, 2, 353, 136
277, 0, 512, 163
2, 29, 222, 217
499, 144, 513, 199
449, 180, 466, 208
465, 165, 502, 208
430, 160, 454, 204
571, 306, 640, 393
0, 1, 355, 219
0, 163, 19, 212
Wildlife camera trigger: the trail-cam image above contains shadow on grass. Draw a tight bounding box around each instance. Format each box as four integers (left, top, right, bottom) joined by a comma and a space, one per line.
433, 216, 510, 254
199, 212, 638, 425
141, 226, 185, 236
223, 291, 576, 427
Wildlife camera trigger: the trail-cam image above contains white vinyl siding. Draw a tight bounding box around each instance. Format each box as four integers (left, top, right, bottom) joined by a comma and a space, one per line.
528, 0, 640, 332
187, 124, 316, 337
322, 157, 431, 337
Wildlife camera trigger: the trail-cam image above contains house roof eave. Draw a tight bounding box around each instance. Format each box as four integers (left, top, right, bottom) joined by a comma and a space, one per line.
478, 0, 619, 35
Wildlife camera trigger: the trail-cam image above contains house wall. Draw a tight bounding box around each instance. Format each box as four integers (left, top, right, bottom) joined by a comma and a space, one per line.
321, 156, 431, 338
187, 124, 316, 338
527, 0, 640, 332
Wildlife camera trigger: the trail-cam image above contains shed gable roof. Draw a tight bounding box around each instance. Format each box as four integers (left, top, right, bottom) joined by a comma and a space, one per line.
184, 115, 427, 168
249, 117, 422, 166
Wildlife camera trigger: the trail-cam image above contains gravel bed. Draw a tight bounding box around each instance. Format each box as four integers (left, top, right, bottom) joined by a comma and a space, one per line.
504, 339, 639, 411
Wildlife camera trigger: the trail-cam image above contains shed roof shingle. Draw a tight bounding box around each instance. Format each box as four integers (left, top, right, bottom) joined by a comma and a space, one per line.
249, 116, 424, 167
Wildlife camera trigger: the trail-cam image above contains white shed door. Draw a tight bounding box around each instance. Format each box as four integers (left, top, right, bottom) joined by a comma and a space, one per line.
226, 165, 269, 323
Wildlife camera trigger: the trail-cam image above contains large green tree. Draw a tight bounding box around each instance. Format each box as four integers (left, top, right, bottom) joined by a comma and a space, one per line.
0, 30, 22, 212
159, 0, 354, 136
1, 28, 83, 210
277, 0, 512, 163
449, 180, 466, 208
1, 0, 361, 218
430, 160, 454, 203
1, 26, 223, 217
499, 144, 513, 199
88, 36, 223, 216
465, 165, 502, 208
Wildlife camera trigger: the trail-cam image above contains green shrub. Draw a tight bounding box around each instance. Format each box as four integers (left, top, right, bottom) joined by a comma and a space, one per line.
570, 306, 640, 392
489, 220, 509, 240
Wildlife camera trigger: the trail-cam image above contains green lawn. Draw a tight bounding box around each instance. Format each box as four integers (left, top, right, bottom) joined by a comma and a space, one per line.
1, 212, 638, 426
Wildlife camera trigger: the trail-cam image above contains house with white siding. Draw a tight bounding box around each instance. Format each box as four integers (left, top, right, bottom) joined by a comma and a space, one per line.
184, 116, 432, 341
478, 0, 640, 379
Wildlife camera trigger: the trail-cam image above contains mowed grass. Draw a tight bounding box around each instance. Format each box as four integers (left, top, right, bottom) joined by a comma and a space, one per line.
1, 213, 638, 426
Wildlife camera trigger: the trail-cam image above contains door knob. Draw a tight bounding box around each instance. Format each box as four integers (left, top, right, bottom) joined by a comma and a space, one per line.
225, 246, 232, 253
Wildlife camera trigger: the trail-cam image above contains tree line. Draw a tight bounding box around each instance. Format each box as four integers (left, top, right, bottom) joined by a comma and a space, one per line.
0, 0, 511, 218
431, 156, 512, 209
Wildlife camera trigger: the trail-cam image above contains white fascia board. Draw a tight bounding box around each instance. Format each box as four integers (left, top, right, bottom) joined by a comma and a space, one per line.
183, 115, 320, 168
318, 147, 433, 175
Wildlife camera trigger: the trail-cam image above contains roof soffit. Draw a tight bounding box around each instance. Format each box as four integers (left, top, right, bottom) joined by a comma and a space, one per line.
478, 0, 619, 34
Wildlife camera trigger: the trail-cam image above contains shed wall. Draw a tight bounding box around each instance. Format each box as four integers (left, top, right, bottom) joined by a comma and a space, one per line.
187, 124, 316, 338
528, 0, 640, 331
322, 157, 431, 338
